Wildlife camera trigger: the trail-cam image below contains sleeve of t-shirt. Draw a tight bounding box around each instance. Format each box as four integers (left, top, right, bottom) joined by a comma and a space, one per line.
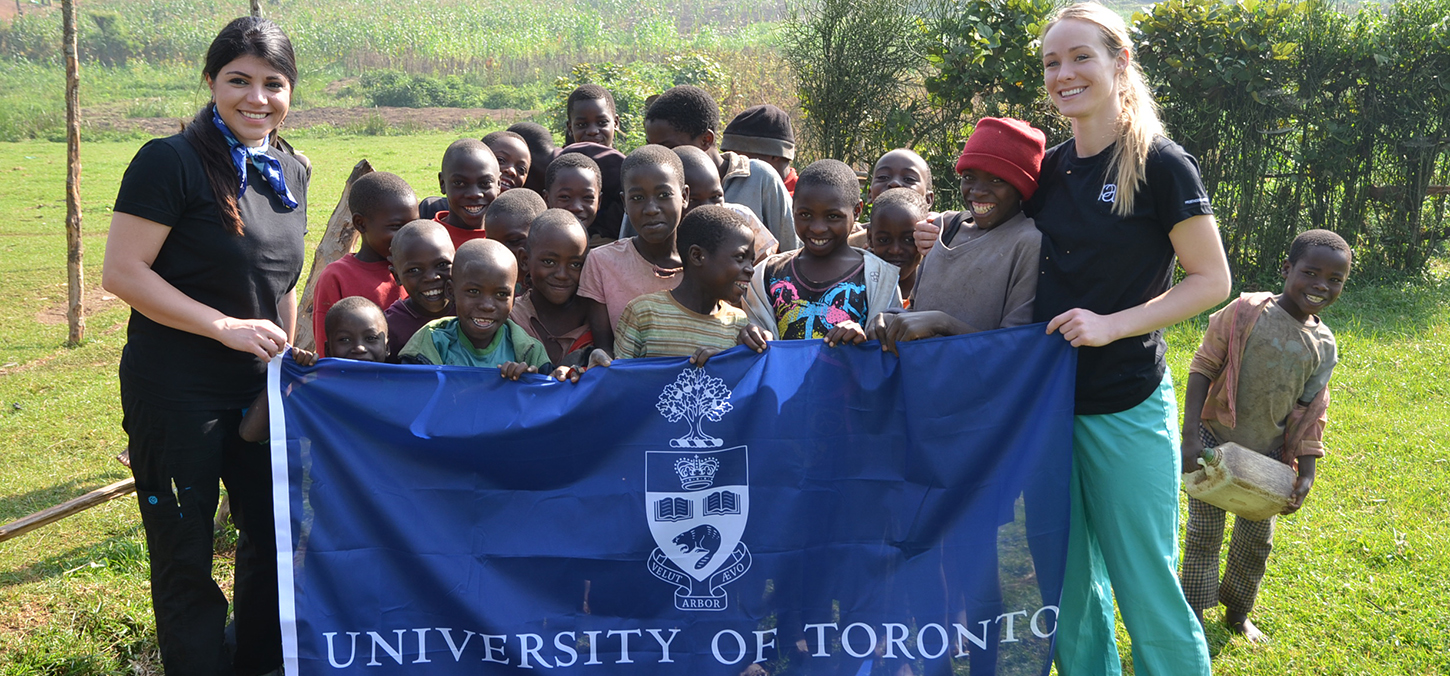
1300, 330, 1338, 402
613, 300, 645, 359
1023, 143, 1068, 218
577, 251, 608, 305
1147, 140, 1214, 234
311, 263, 343, 356
113, 139, 191, 227
1188, 301, 1235, 379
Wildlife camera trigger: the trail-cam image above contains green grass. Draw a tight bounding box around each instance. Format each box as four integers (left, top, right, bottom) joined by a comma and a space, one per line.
0, 0, 786, 141
3, 0, 783, 67
1, 137, 1449, 673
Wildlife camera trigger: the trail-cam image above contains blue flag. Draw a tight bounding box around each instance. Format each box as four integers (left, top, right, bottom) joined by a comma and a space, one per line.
268, 326, 1075, 675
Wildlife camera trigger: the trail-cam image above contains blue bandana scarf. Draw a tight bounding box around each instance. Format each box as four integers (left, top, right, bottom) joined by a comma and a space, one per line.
212, 106, 299, 210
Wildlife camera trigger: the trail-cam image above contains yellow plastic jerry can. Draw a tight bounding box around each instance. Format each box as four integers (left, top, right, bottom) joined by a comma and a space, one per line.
1183, 442, 1297, 521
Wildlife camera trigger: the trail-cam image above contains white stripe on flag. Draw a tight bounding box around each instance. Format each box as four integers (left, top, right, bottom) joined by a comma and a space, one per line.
267, 352, 300, 676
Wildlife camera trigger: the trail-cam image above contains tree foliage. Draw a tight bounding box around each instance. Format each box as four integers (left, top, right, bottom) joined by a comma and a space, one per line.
1137, 0, 1450, 280
918, 0, 1067, 210
785, 0, 1450, 279
781, 0, 921, 167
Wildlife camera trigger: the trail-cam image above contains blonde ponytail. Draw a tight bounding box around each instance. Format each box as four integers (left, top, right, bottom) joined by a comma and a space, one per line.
1043, 3, 1164, 217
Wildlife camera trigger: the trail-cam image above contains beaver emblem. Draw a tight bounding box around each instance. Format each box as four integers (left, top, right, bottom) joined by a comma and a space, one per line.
672, 524, 722, 570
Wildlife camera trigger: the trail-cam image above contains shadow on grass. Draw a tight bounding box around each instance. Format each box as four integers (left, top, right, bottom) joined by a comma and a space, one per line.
0, 472, 127, 522
0, 522, 146, 587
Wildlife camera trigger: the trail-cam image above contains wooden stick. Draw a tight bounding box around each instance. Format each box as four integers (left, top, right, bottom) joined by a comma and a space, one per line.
0, 478, 136, 543
63, 0, 84, 347
292, 159, 373, 352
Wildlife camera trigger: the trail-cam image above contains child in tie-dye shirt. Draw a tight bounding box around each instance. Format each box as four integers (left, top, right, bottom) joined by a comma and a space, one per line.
741, 160, 902, 348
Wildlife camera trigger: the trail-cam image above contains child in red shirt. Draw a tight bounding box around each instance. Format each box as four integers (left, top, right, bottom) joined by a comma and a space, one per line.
432, 138, 501, 250
311, 171, 416, 355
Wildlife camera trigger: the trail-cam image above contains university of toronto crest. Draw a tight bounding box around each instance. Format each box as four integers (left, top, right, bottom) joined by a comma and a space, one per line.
647, 369, 751, 611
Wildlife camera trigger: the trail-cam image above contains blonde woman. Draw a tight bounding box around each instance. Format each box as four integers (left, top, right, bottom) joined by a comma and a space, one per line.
1031, 3, 1230, 674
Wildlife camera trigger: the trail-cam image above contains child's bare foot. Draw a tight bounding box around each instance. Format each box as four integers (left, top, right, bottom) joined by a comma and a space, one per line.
1225, 611, 1267, 643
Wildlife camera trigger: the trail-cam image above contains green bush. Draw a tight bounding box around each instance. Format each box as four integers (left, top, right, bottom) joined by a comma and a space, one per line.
782, 0, 921, 167
349, 71, 543, 110
665, 52, 725, 88
1135, 0, 1302, 281
353, 71, 477, 108
479, 83, 546, 110
918, 0, 1066, 210
82, 10, 141, 67
782, 0, 1449, 278
1136, 0, 1450, 281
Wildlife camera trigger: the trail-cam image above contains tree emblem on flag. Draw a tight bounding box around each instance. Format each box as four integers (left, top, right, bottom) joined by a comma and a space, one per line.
657, 368, 733, 448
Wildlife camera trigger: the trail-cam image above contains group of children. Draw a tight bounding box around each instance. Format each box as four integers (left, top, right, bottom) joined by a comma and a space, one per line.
294, 82, 1354, 646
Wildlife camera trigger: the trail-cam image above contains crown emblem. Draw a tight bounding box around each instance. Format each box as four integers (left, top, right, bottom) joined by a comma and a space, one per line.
674, 455, 720, 491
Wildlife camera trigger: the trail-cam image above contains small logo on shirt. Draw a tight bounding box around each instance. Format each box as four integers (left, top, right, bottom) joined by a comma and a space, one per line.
1098, 184, 1117, 204
1184, 197, 1211, 207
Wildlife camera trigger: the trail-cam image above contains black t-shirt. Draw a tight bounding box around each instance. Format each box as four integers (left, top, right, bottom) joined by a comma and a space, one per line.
1028, 137, 1213, 414
418, 195, 448, 221
113, 135, 308, 409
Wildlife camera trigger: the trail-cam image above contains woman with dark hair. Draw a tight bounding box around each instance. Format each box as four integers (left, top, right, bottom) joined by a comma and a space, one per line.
101, 16, 306, 676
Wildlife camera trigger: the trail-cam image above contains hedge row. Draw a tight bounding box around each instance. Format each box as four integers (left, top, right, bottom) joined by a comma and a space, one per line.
787, 0, 1450, 281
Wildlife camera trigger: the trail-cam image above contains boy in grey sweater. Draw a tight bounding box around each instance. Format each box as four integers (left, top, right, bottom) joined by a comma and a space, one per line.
872, 117, 1046, 350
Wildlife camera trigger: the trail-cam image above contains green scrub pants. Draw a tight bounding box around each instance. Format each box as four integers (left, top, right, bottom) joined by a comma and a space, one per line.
1053, 372, 1212, 676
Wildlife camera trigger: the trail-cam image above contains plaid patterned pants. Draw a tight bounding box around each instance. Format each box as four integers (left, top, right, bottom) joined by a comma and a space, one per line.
1180, 425, 1277, 615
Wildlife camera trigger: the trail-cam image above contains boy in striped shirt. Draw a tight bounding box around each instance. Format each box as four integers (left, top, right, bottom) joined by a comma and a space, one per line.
613, 206, 754, 362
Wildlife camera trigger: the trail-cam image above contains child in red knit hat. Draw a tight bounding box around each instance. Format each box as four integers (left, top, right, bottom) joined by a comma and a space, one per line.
872, 117, 1047, 348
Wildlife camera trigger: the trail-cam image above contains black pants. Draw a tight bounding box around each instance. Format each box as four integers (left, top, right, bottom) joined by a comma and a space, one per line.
122, 387, 281, 676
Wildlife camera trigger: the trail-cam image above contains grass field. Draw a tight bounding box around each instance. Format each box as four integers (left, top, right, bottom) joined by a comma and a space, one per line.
1, 135, 1448, 673
0, 0, 785, 142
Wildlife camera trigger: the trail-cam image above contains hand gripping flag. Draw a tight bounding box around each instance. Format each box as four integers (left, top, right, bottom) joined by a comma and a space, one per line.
268, 326, 1076, 675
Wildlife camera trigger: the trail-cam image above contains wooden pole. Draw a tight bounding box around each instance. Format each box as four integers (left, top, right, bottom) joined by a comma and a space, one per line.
293, 159, 373, 352
250, 0, 262, 17
0, 478, 136, 543
63, 0, 84, 346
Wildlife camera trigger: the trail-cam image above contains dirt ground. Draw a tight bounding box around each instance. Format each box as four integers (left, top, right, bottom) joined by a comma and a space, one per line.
82, 105, 538, 137
32, 285, 120, 327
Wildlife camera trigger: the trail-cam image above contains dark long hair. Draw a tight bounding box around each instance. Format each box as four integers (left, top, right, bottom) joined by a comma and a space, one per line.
183, 17, 298, 236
